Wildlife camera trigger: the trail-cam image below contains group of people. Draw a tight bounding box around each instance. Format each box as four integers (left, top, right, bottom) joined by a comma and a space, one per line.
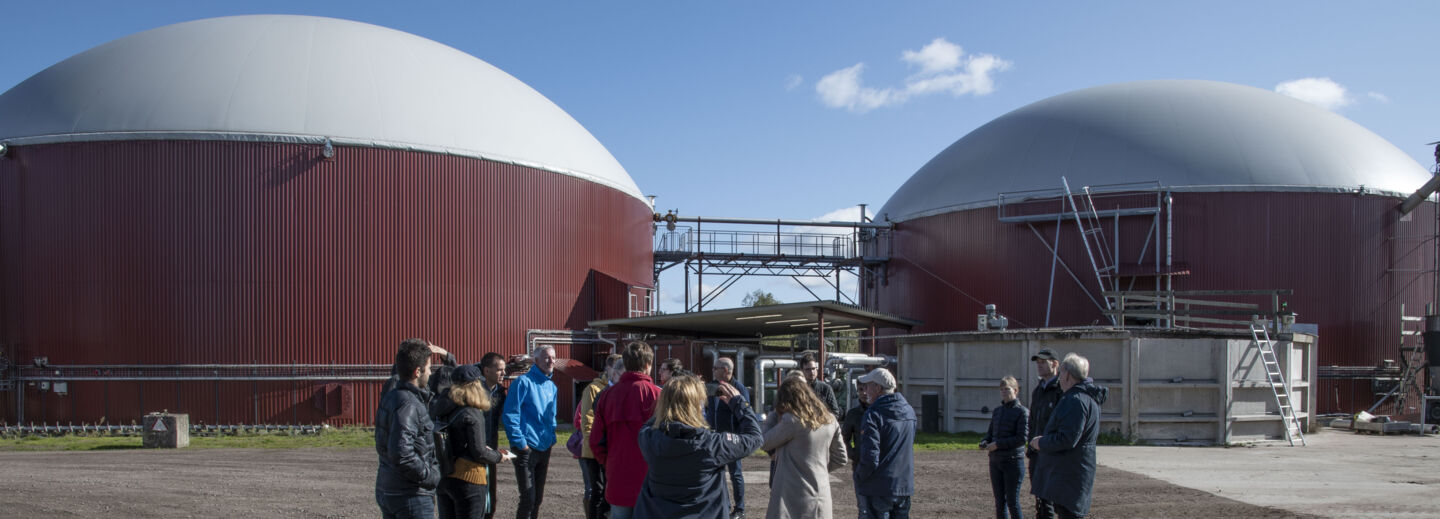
373, 339, 920, 519
982, 349, 1108, 519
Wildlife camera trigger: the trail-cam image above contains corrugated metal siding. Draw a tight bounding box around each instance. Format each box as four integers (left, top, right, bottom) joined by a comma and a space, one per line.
876, 191, 1437, 413
0, 140, 652, 425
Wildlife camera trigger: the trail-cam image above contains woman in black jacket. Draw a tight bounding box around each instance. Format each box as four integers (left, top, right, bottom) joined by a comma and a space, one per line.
634, 374, 763, 519
980, 376, 1029, 519
436, 365, 515, 519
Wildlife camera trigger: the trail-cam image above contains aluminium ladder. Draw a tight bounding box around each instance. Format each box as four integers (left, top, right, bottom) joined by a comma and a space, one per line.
1251, 323, 1307, 446
1062, 177, 1119, 324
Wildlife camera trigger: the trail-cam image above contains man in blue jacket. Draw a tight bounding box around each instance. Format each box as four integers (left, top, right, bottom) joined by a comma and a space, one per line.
502, 345, 559, 519
374, 338, 442, 519
704, 356, 751, 519
1029, 353, 1108, 519
853, 367, 915, 519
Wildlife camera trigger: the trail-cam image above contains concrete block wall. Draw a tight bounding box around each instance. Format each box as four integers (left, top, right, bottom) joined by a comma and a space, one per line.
897, 329, 1315, 445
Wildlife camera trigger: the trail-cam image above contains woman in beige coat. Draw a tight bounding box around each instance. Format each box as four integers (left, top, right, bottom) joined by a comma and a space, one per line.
761, 374, 849, 519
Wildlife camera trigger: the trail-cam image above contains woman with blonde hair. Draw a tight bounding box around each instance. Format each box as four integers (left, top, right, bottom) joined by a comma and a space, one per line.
761, 375, 848, 519
980, 375, 1029, 519
634, 374, 763, 519
436, 365, 515, 519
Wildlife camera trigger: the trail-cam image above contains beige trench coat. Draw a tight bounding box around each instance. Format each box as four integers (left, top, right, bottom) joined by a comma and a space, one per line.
761, 412, 848, 519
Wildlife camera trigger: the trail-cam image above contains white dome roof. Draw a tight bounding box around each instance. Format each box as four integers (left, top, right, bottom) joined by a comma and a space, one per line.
881, 80, 1431, 222
0, 15, 644, 201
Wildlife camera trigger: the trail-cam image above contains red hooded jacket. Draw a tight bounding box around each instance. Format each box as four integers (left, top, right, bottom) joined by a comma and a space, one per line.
590, 370, 661, 507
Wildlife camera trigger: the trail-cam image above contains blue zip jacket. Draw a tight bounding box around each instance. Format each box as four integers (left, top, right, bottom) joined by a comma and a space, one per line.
1033, 380, 1108, 518
983, 399, 1029, 459
502, 365, 558, 451
853, 392, 916, 497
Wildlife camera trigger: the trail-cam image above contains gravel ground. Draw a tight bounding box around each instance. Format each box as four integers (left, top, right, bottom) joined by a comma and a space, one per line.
0, 447, 1305, 518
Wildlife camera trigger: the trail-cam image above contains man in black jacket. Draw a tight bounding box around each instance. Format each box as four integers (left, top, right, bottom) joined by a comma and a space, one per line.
1027, 348, 1064, 519
375, 338, 442, 519
479, 352, 509, 519
799, 351, 842, 419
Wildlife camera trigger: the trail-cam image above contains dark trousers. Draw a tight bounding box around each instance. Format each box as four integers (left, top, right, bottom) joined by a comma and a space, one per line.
484, 462, 499, 519
1054, 504, 1084, 519
857, 495, 911, 519
1027, 453, 1054, 519
579, 457, 609, 519
376, 489, 436, 519
512, 447, 551, 519
726, 458, 746, 512
438, 477, 489, 519
989, 455, 1026, 519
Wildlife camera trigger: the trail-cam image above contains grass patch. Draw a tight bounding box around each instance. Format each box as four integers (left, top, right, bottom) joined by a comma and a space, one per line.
1097, 430, 1143, 446
914, 431, 985, 451
0, 427, 574, 452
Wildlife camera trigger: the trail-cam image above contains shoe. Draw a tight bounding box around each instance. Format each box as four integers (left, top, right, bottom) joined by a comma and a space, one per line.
730, 510, 746, 519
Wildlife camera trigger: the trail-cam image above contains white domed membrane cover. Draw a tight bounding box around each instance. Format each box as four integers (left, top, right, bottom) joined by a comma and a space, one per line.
0, 15, 643, 201
880, 80, 1431, 222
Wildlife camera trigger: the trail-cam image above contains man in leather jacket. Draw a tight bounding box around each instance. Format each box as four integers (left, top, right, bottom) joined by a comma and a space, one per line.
375, 338, 442, 518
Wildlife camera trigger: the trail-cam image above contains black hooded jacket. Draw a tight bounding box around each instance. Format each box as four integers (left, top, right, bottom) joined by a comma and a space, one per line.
633, 397, 763, 519
1033, 379, 1108, 517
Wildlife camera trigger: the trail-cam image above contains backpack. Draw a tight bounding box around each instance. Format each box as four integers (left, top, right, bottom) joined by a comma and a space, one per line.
434, 412, 459, 477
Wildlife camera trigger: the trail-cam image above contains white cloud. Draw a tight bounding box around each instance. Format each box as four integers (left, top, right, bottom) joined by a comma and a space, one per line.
816, 37, 1010, 113
1275, 77, 1351, 111
1368, 91, 1390, 103
784, 74, 804, 91
816, 64, 904, 113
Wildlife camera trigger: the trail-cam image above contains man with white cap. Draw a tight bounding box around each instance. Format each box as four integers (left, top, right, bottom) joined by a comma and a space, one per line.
852, 367, 915, 519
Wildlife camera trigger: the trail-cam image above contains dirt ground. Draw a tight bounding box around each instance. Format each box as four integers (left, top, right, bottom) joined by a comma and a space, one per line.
0, 447, 1305, 518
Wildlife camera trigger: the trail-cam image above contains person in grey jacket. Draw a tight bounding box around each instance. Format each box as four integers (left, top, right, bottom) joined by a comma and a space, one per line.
1029, 354, 1108, 519
852, 368, 915, 519
981, 376, 1029, 519
375, 339, 442, 519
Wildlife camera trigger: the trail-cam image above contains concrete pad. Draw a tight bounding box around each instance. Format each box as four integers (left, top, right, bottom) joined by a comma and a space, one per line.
1098, 428, 1440, 518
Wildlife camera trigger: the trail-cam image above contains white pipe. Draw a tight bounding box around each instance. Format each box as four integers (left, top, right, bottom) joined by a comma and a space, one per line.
753, 357, 799, 412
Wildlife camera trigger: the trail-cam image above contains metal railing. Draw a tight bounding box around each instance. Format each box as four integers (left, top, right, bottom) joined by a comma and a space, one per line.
998, 181, 1163, 223
656, 226, 858, 258
0, 423, 353, 436
1103, 289, 1294, 329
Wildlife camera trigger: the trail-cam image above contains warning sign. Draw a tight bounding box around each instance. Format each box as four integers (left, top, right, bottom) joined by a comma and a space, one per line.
152, 419, 167, 432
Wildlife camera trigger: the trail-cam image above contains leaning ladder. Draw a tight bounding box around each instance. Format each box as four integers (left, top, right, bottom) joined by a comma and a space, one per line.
1061, 178, 1118, 324
1251, 323, 1306, 446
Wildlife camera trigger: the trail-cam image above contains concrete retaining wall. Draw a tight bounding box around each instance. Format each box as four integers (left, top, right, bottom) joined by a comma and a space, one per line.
897, 329, 1315, 444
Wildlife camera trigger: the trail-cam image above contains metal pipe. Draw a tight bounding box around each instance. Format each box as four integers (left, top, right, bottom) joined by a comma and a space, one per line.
667, 215, 892, 229
15, 376, 392, 381
753, 357, 799, 412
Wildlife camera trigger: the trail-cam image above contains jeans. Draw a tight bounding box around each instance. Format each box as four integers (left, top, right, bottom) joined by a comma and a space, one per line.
512, 447, 551, 519
857, 495, 911, 519
610, 505, 634, 519
726, 458, 746, 512
438, 478, 489, 519
989, 455, 1025, 519
579, 458, 609, 519
1027, 452, 1054, 519
376, 489, 436, 519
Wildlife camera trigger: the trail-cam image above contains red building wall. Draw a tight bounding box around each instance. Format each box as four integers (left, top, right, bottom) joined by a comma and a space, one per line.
873, 191, 1436, 413
0, 140, 653, 425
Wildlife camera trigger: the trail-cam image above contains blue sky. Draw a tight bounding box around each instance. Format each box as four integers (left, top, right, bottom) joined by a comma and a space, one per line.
3, 2, 1436, 312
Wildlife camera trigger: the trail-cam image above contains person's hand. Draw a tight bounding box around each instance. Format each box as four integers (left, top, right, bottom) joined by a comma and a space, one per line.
501, 451, 517, 462
428, 343, 448, 357
716, 381, 740, 403
1028, 437, 1041, 451
985, 443, 999, 452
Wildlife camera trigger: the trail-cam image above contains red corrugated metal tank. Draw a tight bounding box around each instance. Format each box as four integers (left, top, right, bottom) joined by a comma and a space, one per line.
0, 16, 651, 426
869, 81, 1437, 414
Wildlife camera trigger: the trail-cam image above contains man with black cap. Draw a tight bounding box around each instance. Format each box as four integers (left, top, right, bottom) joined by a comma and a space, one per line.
1028, 348, 1063, 519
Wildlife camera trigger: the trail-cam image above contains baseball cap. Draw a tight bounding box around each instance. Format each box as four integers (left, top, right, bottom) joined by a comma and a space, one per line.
1031, 348, 1058, 361
451, 364, 483, 386
857, 368, 896, 390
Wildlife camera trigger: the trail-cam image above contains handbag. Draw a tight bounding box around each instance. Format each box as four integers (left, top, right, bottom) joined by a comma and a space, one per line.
566, 400, 586, 458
